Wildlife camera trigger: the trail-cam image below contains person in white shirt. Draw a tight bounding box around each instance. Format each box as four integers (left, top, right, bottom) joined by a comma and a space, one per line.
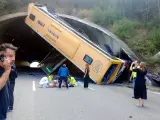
39, 76, 49, 88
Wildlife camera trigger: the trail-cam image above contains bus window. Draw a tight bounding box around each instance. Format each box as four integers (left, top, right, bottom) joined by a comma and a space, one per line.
102, 64, 117, 83
29, 14, 35, 21
83, 55, 93, 65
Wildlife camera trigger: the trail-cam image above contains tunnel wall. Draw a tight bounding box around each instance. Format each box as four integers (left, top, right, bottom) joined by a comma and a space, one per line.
0, 12, 27, 44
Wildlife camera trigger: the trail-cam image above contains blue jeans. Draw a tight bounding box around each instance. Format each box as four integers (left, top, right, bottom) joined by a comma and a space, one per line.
132, 78, 136, 88
59, 76, 68, 88
9, 83, 15, 109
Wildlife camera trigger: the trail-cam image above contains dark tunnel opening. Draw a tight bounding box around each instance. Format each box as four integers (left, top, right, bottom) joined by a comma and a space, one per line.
2, 17, 52, 63
0, 16, 83, 77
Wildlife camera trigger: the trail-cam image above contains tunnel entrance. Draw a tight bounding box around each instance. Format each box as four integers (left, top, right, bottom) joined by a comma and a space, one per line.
0, 15, 83, 77
1, 17, 52, 63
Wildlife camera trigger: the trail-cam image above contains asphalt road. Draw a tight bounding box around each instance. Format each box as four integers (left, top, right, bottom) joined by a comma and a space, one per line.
7, 75, 160, 120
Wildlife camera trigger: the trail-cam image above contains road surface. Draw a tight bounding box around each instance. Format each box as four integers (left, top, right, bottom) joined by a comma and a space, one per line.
7, 75, 160, 120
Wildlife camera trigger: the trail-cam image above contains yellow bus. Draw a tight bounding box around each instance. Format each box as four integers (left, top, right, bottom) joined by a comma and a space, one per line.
25, 3, 125, 84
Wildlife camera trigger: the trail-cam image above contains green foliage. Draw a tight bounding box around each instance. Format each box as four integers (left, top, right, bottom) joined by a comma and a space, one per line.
143, 18, 160, 30
149, 28, 160, 51
130, 39, 156, 58
91, 7, 106, 26
0, 0, 31, 14
78, 9, 92, 19
0, 0, 7, 11
113, 18, 138, 39
148, 56, 160, 67
91, 7, 122, 27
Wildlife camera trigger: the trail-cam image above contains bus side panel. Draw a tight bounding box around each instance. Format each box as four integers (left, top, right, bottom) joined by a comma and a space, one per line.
25, 5, 81, 59
72, 42, 111, 84
25, 7, 54, 45
47, 23, 81, 59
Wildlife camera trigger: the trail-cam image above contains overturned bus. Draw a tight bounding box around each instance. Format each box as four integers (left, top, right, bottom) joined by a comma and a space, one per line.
25, 3, 138, 84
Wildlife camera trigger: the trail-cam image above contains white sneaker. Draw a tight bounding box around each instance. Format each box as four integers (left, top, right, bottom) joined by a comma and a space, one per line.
136, 104, 141, 107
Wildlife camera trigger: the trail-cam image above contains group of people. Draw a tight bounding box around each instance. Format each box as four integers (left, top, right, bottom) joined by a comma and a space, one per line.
0, 43, 18, 120
39, 64, 75, 88
56, 63, 90, 88
39, 75, 77, 88
39, 63, 91, 89
129, 61, 147, 107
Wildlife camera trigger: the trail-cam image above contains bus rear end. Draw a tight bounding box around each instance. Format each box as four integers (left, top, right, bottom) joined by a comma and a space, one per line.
101, 60, 122, 84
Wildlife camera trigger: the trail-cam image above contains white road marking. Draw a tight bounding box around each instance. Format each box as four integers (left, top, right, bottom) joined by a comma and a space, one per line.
88, 87, 95, 91
33, 81, 36, 91
150, 91, 160, 95
80, 84, 95, 90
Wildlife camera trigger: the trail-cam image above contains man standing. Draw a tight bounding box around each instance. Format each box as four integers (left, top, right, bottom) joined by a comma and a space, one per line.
0, 43, 17, 120
2, 44, 18, 112
58, 64, 69, 89
8, 64, 18, 111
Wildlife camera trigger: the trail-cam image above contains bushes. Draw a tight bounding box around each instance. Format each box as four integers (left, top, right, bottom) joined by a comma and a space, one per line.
78, 9, 92, 19
148, 56, 160, 67
113, 18, 139, 39
0, 0, 30, 15
91, 7, 140, 40
149, 28, 160, 51
143, 17, 160, 30
91, 7, 106, 26
91, 7, 122, 27
0, 0, 7, 11
90, 7, 159, 66
130, 39, 156, 58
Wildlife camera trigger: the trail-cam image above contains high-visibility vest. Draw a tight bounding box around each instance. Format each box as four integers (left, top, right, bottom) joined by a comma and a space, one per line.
68, 77, 76, 85
132, 66, 140, 78
48, 75, 53, 82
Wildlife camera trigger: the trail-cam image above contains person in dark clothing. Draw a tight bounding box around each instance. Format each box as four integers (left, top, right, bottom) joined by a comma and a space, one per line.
0, 43, 17, 120
83, 64, 90, 88
58, 64, 69, 89
133, 62, 147, 107
3, 44, 17, 112
0, 68, 11, 120
8, 64, 18, 111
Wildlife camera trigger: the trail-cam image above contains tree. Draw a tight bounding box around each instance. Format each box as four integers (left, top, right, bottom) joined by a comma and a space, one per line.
0, 0, 7, 11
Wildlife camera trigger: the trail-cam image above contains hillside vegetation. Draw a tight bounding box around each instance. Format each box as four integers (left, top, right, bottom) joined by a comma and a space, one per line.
0, 0, 160, 73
